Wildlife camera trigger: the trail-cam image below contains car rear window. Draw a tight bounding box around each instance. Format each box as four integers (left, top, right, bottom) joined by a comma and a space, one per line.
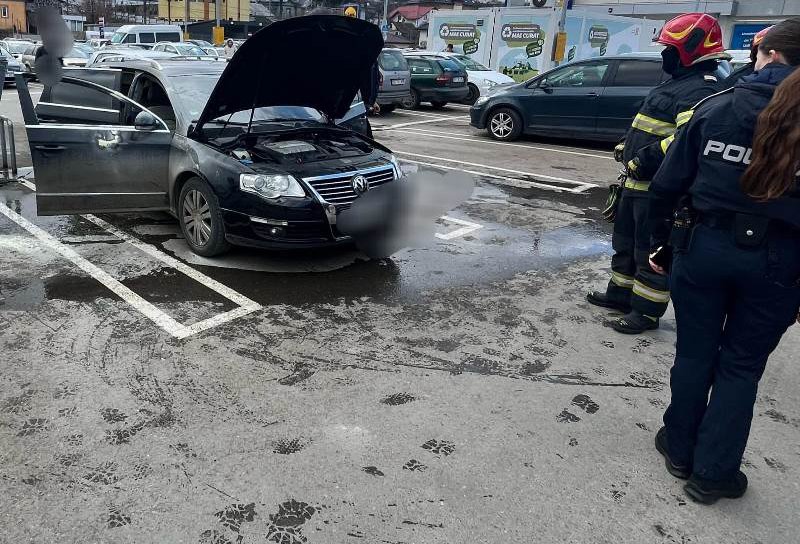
379, 50, 408, 71
611, 60, 664, 87
157, 32, 182, 42
437, 59, 463, 72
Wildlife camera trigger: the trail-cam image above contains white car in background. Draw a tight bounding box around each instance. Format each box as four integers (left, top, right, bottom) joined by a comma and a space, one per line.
411, 51, 514, 104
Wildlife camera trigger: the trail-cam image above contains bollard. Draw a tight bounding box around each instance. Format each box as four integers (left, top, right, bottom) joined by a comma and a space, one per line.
7, 120, 16, 177
0, 118, 7, 172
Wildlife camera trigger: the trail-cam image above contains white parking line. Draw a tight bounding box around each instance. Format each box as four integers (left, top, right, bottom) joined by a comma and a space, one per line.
0, 199, 260, 339
388, 127, 615, 160
436, 215, 483, 240
396, 151, 597, 192
391, 109, 456, 120
400, 158, 587, 193
374, 117, 469, 131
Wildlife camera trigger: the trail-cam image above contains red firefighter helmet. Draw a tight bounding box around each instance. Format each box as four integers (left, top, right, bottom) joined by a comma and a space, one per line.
751, 25, 774, 50
655, 13, 727, 67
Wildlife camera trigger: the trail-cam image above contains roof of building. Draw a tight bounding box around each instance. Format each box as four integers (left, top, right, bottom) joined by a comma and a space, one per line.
388, 5, 435, 21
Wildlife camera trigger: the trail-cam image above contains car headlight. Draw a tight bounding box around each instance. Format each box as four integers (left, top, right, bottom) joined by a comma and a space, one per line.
239, 173, 305, 199
389, 155, 402, 179
474, 96, 490, 107
485, 80, 498, 88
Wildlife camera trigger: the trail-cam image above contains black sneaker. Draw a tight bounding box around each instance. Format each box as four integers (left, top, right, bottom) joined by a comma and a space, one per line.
683, 472, 748, 505
610, 311, 659, 334
654, 427, 691, 479
586, 291, 631, 313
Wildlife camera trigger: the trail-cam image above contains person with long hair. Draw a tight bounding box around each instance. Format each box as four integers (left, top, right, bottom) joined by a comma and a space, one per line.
647, 17, 800, 504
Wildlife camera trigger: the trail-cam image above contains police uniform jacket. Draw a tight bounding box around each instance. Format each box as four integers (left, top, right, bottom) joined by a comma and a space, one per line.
622, 63, 722, 194
649, 63, 800, 247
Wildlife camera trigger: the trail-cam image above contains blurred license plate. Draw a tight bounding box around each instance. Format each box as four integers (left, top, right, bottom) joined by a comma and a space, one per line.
453, 77, 465, 83
391, 78, 406, 85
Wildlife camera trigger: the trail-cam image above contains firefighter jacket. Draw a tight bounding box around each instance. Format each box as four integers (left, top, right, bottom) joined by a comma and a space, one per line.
621, 64, 722, 196
649, 63, 800, 247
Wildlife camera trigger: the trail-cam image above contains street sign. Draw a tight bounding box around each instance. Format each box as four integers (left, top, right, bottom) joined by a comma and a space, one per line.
381, 23, 390, 32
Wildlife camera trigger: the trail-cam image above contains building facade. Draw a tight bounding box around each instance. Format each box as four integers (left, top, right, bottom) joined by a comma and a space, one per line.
157, 0, 252, 23
0, 0, 26, 35
570, 1, 800, 48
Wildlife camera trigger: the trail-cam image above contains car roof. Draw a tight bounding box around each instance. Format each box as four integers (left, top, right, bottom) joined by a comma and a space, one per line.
103, 58, 226, 77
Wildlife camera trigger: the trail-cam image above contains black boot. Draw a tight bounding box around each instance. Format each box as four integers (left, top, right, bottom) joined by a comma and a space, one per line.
683, 472, 748, 505
587, 291, 631, 313
654, 427, 691, 479
610, 310, 658, 334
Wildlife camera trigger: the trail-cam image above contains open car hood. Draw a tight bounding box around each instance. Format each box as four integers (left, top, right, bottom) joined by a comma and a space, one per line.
194, 15, 383, 133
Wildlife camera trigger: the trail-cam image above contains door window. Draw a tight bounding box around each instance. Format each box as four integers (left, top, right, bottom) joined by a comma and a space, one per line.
611, 60, 664, 87
543, 62, 609, 88
123, 33, 136, 43
156, 32, 182, 42
139, 32, 156, 44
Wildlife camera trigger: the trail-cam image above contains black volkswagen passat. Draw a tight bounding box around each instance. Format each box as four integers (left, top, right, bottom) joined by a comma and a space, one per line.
18, 16, 399, 256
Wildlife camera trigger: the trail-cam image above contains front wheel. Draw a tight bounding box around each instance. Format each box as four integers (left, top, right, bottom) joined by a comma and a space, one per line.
179, 177, 230, 257
464, 83, 480, 105
400, 89, 419, 109
487, 107, 522, 141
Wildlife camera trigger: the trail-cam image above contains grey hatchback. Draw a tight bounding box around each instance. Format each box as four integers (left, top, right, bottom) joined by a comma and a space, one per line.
471, 53, 683, 142
376, 48, 411, 113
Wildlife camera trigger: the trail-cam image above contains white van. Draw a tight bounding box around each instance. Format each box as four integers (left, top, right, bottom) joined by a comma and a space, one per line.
110, 25, 183, 46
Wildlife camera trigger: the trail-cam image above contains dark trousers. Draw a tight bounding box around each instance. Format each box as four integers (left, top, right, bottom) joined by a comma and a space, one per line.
665, 223, 800, 480
606, 190, 671, 317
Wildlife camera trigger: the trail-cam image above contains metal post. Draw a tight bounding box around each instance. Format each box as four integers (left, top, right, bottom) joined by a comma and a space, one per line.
554, 0, 568, 66
184, 0, 190, 37
0, 118, 7, 171
216, 0, 221, 27
383, 0, 389, 32
7, 120, 16, 177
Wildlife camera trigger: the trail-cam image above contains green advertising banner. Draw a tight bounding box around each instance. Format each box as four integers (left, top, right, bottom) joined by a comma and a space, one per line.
438, 22, 481, 46
495, 16, 549, 82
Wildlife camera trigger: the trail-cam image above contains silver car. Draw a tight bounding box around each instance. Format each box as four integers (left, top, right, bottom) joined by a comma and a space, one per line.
376, 48, 411, 113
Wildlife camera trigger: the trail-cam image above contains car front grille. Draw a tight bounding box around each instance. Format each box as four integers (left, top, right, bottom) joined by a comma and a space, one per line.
302, 165, 395, 208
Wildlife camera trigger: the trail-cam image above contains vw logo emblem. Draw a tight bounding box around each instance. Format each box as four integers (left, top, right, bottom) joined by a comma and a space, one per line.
352, 175, 369, 195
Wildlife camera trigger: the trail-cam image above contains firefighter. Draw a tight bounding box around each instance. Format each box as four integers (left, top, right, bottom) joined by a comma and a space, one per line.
587, 13, 728, 334
722, 25, 773, 87
647, 17, 800, 504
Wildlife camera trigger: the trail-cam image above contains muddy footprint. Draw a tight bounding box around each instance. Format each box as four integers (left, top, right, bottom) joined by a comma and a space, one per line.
571, 394, 599, 414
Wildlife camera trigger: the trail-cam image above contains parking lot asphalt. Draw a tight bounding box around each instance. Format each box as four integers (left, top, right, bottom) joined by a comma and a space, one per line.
1, 87, 800, 543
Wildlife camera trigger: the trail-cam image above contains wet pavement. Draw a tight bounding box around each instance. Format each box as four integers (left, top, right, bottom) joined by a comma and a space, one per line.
2, 93, 800, 544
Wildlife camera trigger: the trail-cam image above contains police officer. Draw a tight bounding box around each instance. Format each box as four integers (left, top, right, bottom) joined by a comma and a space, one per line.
721, 25, 773, 87
648, 18, 800, 504
587, 13, 728, 334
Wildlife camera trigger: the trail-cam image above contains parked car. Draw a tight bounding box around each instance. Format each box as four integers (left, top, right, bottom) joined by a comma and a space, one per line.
414, 52, 514, 104
2, 39, 34, 60
186, 39, 215, 48
18, 16, 397, 257
86, 48, 178, 67
470, 52, 726, 142
375, 48, 411, 113
110, 24, 183, 46
152, 42, 209, 57
199, 46, 224, 59
88, 38, 112, 49
1, 47, 24, 85
20, 44, 89, 72
401, 54, 469, 109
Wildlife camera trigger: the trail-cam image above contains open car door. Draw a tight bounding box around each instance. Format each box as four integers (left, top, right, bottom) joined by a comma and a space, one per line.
17, 73, 172, 215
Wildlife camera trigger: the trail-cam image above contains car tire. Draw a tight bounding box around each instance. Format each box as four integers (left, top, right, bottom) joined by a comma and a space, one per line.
178, 177, 230, 257
465, 83, 480, 105
381, 105, 395, 114
430, 101, 447, 109
401, 89, 419, 109
487, 107, 522, 141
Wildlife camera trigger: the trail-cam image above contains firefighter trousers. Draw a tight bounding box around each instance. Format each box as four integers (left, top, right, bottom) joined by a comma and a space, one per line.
605, 189, 670, 318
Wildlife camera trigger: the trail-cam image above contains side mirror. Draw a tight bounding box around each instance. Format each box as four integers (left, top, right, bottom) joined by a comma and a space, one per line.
134, 110, 161, 131
538, 81, 553, 93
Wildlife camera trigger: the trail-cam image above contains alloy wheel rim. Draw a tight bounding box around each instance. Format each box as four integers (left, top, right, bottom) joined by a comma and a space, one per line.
183, 189, 212, 246
490, 113, 512, 138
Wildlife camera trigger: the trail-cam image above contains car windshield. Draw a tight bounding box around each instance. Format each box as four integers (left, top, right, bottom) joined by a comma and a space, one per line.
169, 74, 325, 125
174, 44, 206, 56
454, 55, 489, 71
1, 48, 13, 60
67, 47, 89, 58
110, 32, 127, 44
5, 41, 31, 54
437, 59, 463, 72
379, 50, 408, 71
